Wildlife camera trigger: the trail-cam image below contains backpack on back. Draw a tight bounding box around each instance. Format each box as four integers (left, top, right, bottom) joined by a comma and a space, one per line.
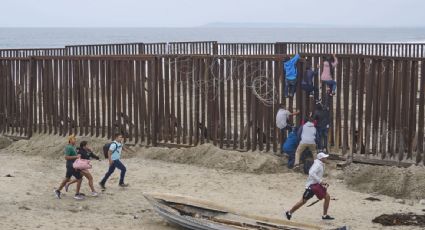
102, 142, 117, 159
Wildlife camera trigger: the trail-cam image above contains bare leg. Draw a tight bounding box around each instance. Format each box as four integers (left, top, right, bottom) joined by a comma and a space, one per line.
76, 179, 82, 194
323, 192, 330, 216
57, 178, 70, 191
290, 199, 307, 214
66, 179, 78, 188
84, 171, 96, 192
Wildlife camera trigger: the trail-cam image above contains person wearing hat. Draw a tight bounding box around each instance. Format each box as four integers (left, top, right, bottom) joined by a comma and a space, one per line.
54, 134, 84, 200
285, 152, 335, 221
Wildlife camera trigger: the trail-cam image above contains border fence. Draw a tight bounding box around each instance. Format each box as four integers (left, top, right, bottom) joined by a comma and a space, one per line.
0, 41, 424, 166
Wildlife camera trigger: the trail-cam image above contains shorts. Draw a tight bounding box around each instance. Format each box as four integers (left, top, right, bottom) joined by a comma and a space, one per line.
65, 166, 82, 179
302, 187, 315, 201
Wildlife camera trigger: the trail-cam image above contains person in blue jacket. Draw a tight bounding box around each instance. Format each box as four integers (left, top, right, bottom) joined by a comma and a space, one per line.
283, 54, 301, 97
283, 127, 299, 168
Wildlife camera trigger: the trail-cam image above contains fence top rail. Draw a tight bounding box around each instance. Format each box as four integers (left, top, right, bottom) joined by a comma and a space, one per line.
1, 53, 424, 62
65, 42, 143, 48
0, 48, 65, 51
168, 41, 217, 44
278, 41, 425, 45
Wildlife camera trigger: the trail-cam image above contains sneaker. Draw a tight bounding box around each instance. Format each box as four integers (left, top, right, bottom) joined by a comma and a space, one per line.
309, 94, 314, 98
74, 194, 85, 200
285, 211, 292, 220
54, 190, 61, 199
322, 215, 335, 220
77, 193, 86, 196
99, 182, 106, 190
91, 192, 99, 197
119, 183, 129, 187
64, 183, 69, 192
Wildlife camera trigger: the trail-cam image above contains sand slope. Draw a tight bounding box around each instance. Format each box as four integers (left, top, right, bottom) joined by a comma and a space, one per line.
0, 134, 424, 230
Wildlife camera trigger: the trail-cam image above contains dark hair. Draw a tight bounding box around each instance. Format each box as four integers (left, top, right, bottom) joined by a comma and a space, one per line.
315, 103, 323, 111
114, 133, 123, 138
80, 141, 88, 149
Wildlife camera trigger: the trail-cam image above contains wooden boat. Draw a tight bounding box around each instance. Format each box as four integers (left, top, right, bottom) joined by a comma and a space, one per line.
144, 193, 348, 230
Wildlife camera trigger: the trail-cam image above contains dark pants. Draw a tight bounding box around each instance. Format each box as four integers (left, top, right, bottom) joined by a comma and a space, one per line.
285, 79, 297, 97
316, 127, 329, 151
100, 160, 126, 185
301, 83, 319, 99
323, 80, 337, 93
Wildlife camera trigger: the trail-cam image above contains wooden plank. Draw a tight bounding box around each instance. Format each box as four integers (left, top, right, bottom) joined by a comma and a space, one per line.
176, 59, 182, 144
342, 57, 350, 155
194, 58, 200, 145
371, 60, 381, 156
239, 59, 245, 149
350, 58, 358, 155
357, 58, 365, 155
245, 60, 252, 150
226, 59, 232, 148
140, 60, 147, 143
189, 59, 194, 145
233, 59, 239, 149
363, 59, 373, 156
335, 57, 342, 149
170, 58, 176, 143
220, 58, 225, 148
164, 58, 170, 143
134, 60, 141, 143
407, 61, 418, 160
379, 60, 390, 158
128, 60, 134, 141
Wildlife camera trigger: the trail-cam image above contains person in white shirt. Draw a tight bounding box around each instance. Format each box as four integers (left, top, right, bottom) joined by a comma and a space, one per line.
285, 152, 335, 220
293, 116, 317, 167
276, 103, 299, 152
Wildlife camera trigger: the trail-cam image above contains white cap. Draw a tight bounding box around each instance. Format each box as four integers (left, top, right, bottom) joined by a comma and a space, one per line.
317, 152, 329, 160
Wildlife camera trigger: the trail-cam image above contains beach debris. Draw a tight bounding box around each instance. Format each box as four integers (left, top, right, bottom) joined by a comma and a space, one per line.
365, 197, 381, 202
395, 199, 405, 204
18, 206, 31, 210
373, 213, 425, 227
5, 174, 13, 177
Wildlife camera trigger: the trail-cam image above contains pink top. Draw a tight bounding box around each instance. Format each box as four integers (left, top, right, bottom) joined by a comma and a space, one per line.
320, 58, 338, 81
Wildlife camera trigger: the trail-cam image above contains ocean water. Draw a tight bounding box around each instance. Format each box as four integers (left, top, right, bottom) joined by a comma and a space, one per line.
1, 27, 425, 49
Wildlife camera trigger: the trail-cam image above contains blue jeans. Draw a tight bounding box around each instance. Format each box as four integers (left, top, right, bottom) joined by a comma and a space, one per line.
280, 126, 292, 152
100, 160, 127, 185
316, 127, 329, 151
284, 79, 297, 97
285, 150, 295, 168
323, 80, 337, 93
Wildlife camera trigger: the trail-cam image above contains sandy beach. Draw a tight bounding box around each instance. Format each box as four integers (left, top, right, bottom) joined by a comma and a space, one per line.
0, 134, 424, 230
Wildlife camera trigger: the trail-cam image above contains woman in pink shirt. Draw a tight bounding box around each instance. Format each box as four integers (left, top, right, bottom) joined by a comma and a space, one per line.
320, 54, 338, 96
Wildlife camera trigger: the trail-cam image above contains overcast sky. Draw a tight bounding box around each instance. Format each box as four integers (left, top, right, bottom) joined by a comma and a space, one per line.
1, 0, 424, 27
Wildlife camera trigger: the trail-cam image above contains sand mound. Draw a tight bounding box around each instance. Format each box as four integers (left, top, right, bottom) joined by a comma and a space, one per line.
0, 136, 13, 149
142, 144, 286, 174
0, 134, 112, 159
344, 164, 425, 199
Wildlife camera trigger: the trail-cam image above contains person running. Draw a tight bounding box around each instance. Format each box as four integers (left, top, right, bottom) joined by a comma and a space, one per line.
293, 116, 317, 168
320, 54, 338, 96
283, 54, 301, 97
285, 152, 334, 221
99, 133, 129, 189
54, 134, 84, 200
65, 141, 100, 197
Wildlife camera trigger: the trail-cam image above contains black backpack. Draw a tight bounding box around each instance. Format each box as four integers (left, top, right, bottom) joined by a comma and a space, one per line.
102, 142, 118, 159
